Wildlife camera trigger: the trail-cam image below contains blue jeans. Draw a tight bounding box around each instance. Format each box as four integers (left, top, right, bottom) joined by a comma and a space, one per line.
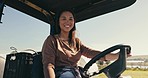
55, 66, 82, 78
59, 71, 75, 78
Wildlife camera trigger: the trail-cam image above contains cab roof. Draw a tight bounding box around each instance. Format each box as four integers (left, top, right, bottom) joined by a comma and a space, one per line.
3, 0, 136, 24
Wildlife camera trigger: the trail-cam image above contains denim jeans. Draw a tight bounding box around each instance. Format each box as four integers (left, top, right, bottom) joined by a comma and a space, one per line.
55, 66, 82, 78
59, 71, 75, 78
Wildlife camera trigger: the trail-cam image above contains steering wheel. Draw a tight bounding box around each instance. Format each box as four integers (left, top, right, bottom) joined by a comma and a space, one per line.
79, 44, 131, 78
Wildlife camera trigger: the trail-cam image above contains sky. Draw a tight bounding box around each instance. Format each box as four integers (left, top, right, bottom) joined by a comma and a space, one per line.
0, 0, 148, 55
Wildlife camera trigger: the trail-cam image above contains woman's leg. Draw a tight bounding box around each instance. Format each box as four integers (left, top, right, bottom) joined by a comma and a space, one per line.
59, 71, 75, 78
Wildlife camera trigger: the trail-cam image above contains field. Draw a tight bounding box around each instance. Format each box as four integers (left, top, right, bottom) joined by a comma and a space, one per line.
95, 70, 148, 78
122, 70, 148, 78
94, 55, 148, 78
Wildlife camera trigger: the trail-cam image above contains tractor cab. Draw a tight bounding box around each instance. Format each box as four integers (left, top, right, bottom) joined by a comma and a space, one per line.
0, 0, 136, 78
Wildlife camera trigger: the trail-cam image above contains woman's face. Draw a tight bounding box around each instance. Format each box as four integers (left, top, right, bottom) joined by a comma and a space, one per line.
59, 11, 75, 33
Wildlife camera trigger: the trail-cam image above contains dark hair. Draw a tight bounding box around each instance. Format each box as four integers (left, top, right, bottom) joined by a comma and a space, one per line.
54, 9, 76, 45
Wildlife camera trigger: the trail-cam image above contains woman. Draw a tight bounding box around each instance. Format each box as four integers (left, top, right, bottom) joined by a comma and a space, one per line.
42, 9, 121, 78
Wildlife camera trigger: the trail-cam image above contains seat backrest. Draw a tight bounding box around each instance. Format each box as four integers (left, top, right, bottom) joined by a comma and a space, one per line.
31, 52, 44, 78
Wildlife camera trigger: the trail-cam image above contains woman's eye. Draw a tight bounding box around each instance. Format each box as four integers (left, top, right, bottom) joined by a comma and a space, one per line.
69, 18, 73, 20
62, 18, 66, 20
60, 17, 74, 21
69, 17, 74, 21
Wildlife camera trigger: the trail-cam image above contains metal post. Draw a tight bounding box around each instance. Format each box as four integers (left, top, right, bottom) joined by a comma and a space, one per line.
0, 0, 5, 23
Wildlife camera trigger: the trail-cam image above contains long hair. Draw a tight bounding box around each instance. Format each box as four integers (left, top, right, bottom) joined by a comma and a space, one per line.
54, 9, 76, 46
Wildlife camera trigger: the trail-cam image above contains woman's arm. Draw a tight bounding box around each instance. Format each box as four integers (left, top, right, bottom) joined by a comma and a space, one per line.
48, 67, 55, 78
105, 52, 131, 61
47, 64, 55, 78
79, 39, 131, 61
43, 63, 55, 78
105, 53, 119, 61
80, 42, 120, 61
42, 36, 57, 78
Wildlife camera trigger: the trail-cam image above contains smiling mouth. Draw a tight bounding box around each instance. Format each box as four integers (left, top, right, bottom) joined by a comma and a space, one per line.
64, 25, 70, 28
